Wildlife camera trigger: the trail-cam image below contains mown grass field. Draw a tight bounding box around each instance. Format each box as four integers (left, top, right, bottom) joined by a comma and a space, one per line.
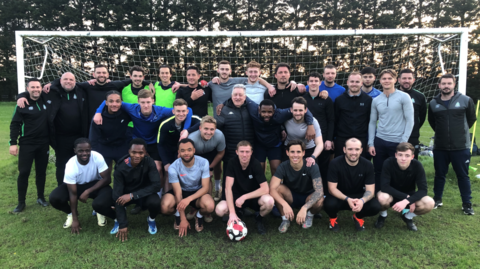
0, 101, 479, 268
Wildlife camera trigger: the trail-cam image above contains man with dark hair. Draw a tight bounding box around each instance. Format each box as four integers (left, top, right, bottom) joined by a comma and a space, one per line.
122, 66, 150, 107
325, 138, 381, 232
360, 67, 381, 98
368, 69, 414, 193
10, 78, 52, 212
176, 65, 212, 117
16, 72, 89, 186
109, 138, 162, 241
428, 74, 476, 215
151, 64, 180, 108
49, 138, 115, 234
319, 64, 345, 102
270, 140, 324, 233
161, 138, 215, 236
376, 142, 435, 231
215, 140, 274, 235
264, 63, 305, 109
398, 69, 427, 159
303, 72, 334, 186
334, 72, 373, 159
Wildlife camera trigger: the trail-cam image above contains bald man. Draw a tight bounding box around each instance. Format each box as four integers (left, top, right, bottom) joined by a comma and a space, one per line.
17, 72, 90, 185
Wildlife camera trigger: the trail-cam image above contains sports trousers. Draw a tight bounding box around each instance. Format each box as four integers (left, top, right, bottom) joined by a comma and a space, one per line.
372, 137, 398, 193
17, 143, 49, 203
324, 193, 381, 219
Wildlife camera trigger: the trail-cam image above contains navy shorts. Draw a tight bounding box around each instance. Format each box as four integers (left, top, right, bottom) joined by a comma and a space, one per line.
254, 143, 282, 162
146, 143, 161, 161
290, 190, 313, 209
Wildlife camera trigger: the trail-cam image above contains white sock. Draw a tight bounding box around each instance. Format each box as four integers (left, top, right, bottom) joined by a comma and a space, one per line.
307, 210, 314, 217
380, 210, 388, 217
404, 212, 417, 220
282, 215, 288, 221
215, 180, 221, 191
68, 213, 72, 216
148, 216, 155, 222
174, 210, 180, 217
196, 210, 203, 218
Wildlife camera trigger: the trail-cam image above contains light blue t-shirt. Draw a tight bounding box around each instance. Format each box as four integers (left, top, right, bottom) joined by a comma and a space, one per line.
363, 87, 382, 99
168, 155, 210, 192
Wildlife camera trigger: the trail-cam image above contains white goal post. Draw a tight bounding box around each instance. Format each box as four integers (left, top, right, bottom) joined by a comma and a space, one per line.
15, 28, 469, 98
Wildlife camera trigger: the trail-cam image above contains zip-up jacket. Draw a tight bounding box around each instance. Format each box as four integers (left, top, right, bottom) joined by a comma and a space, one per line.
89, 106, 131, 149
10, 94, 51, 146
401, 88, 427, 140
303, 92, 334, 141
157, 115, 202, 162
113, 155, 161, 229
428, 92, 476, 151
334, 91, 372, 139
216, 98, 255, 161
244, 97, 314, 147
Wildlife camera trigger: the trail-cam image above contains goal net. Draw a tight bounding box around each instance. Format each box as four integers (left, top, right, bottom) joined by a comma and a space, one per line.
16, 29, 468, 100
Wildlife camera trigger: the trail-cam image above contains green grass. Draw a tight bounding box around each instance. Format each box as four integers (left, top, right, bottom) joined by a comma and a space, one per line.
1, 101, 480, 268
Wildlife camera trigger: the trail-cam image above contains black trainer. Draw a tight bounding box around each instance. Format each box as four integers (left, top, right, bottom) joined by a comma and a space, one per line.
462, 203, 475, 215
329, 217, 340, 232
256, 219, 267, 235
401, 214, 418, 231
130, 204, 142, 215
434, 199, 443, 209
374, 215, 387, 229
37, 197, 49, 207
13, 202, 26, 213
352, 214, 365, 232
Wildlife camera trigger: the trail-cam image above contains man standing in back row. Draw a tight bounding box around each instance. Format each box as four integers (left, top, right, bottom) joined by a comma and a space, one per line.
428, 74, 476, 215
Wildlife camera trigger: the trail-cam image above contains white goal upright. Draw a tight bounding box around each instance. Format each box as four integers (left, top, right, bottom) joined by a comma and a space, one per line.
15, 28, 469, 99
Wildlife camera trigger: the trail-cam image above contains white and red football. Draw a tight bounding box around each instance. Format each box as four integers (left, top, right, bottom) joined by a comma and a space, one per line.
226, 221, 248, 241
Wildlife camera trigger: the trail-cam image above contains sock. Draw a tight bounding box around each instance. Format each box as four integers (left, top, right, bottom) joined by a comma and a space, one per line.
215, 180, 221, 191
68, 213, 72, 216
402, 209, 410, 215
307, 210, 314, 217
380, 210, 388, 217
404, 212, 417, 220
174, 210, 180, 217
148, 216, 155, 222
196, 210, 203, 218
282, 215, 288, 221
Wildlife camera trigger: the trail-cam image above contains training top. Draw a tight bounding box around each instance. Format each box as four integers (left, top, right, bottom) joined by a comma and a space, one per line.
168, 156, 210, 192
303, 91, 334, 141
209, 77, 248, 118
244, 80, 267, 104
328, 156, 375, 195
368, 90, 414, 147
188, 129, 226, 154
284, 118, 322, 149
176, 85, 212, 117
380, 157, 427, 203
334, 90, 372, 139
362, 87, 382, 99
226, 156, 266, 197
400, 88, 427, 140
319, 82, 345, 102
10, 94, 50, 146
64, 151, 108, 185
153, 81, 177, 108
89, 105, 131, 148
122, 83, 150, 128
274, 160, 320, 194
96, 101, 193, 144
264, 84, 303, 109
113, 155, 161, 229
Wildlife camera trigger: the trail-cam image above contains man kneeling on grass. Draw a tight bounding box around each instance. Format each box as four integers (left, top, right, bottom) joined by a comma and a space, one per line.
375, 142, 435, 231
270, 140, 324, 233
215, 140, 274, 235
110, 138, 162, 241
161, 138, 215, 237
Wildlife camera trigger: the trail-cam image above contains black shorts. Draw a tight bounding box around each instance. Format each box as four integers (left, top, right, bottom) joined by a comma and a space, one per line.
253, 143, 282, 162
198, 150, 218, 165
290, 190, 313, 209
167, 189, 200, 209
232, 193, 261, 212
146, 143, 161, 161
389, 192, 415, 207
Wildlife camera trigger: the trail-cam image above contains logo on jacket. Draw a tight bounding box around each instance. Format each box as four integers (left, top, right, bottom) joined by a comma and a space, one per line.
121, 119, 124, 123
249, 175, 253, 179
412, 98, 415, 103
455, 102, 460, 108
436, 104, 440, 108
228, 112, 234, 115
29, 106, 33, 110
47, 100, 52, 104
73, 94, 77, 99
360, 103, 364, 106
43, 104, 46, 109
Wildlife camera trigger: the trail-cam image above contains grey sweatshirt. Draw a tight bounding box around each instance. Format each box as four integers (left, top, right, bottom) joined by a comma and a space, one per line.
368, 89, 414, 146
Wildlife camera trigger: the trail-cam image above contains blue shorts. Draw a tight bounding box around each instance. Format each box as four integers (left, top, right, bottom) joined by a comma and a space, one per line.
290, 190, 313, 209
253, 143, 282, 162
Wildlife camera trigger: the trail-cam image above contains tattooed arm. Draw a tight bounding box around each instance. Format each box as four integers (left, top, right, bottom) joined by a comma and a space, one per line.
296, 176, 324, 225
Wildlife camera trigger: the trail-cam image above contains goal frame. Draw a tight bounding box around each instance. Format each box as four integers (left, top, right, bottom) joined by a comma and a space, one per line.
15, 28, 469, 94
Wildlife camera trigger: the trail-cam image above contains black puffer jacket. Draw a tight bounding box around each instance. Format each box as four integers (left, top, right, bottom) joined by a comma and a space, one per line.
216, 98, 255, 161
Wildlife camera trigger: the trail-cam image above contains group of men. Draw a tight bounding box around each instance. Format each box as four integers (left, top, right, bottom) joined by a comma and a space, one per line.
9, 59, 476, 240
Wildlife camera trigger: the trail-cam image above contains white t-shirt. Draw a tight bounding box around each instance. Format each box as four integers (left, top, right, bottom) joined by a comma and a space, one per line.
64, 151, 109, 185
245, 80, 267, 104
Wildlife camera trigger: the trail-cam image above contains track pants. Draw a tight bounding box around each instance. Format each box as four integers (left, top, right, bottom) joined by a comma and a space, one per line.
324, 193, 381, 219
17, 144, 49, 203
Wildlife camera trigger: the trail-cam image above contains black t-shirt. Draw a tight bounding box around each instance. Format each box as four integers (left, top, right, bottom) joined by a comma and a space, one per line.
54, 89, 81, 136
264, 85, 303, 109
328, 156, 374, 195
176, 86, 212, 117
274, 160, 321, 194
226, 156, 266, 197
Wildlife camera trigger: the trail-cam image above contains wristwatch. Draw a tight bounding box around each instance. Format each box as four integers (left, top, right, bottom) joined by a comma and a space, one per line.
311, 155, 316, 160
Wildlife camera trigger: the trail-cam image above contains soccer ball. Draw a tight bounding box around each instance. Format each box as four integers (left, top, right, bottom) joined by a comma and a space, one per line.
226, 221, 248, 241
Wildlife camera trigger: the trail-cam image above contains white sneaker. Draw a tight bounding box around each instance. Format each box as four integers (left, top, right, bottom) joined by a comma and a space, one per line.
97, 213, 107, 226
63, 214, 73, 229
